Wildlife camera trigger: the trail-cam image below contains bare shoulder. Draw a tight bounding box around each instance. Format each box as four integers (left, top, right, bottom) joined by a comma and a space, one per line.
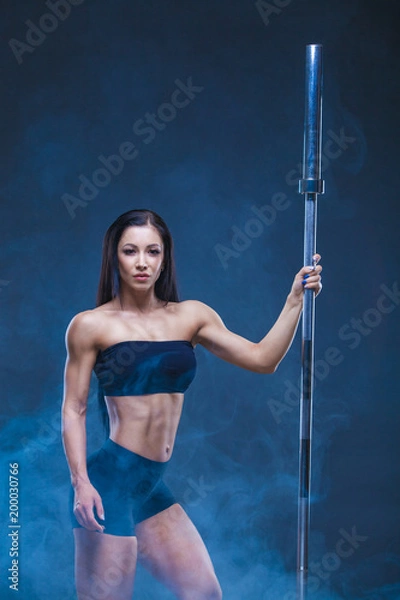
176, 299, 216, 321
177, 299, 206, 312
66, 308, 107, 351
176, 300, 225, 342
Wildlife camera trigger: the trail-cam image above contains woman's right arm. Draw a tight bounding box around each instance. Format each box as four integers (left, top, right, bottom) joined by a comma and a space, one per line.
61, 311, 105, 532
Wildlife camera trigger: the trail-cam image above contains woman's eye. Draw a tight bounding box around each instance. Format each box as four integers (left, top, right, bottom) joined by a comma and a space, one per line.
149, 249, 161, 255
123, 249, 135, 255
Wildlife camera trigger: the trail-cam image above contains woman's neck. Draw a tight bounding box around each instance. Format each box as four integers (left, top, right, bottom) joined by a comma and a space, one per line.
116, 288, 163, 314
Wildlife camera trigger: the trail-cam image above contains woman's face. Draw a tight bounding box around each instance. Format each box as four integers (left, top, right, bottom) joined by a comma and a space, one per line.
117, 225, 164, 292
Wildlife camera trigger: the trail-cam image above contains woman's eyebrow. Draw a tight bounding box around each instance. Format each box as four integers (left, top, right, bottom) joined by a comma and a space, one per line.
121, 242, 162, 248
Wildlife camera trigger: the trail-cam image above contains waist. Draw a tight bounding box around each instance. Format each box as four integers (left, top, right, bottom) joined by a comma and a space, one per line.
99, 438, 171, 469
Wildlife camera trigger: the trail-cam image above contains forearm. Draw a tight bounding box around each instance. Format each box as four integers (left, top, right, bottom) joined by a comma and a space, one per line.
61, 407, 90, 488
258, 292, 303, 372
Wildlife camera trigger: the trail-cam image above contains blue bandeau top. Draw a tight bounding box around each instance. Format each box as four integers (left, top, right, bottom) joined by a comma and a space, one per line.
94, 340, 196, 397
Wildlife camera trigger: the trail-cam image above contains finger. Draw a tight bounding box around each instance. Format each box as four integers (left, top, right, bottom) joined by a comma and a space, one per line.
309, 262, 322, 273
303, 274, 322, 284
75, 504, 105, 532
84, 511, 105, 532
306, 255, 322, 272
300, 265, 322, 278
303, 278, 322, 292
312, 253, 321, 264
94, 496, 105, 523
83, 503, 105, 532
73, 501, 85, 525
73, 504, 88, 528
303, 281, 321, 289
303, 272, 322, 282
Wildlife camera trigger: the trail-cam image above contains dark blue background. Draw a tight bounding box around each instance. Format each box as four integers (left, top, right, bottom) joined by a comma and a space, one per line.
1, 1, 399, 598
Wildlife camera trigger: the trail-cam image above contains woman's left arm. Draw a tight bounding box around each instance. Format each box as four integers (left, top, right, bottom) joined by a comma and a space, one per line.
192, 254, 322, 374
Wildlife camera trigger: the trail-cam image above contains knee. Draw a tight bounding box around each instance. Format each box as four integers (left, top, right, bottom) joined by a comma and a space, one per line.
200, 576, 223, 600
199, 571, 222, 600
204, 578, 222, 600
209, 580, 223, 600
179, 575, 222, 600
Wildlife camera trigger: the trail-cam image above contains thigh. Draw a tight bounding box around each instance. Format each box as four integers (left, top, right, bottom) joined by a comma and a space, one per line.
136, 504, 222, 600
74, 529, 137, 600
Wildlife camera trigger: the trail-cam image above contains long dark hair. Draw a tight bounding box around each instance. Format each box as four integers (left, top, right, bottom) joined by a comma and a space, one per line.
96, 209, 180, 434
96, 208, 179, 306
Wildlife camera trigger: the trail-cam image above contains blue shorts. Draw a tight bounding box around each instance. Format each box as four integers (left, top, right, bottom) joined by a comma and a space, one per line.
70, 439, 176, 536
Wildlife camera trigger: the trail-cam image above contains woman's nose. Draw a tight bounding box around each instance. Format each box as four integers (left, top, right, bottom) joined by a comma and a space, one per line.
136, 253, 147, 268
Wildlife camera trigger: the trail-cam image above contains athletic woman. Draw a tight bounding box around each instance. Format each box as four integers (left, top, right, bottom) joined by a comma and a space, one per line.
62, 208, 322, 599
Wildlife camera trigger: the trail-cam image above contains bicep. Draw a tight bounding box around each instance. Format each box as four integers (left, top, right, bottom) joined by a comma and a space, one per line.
194, 303, 263, 372
62, 314, 99, 414
63, 356, 94, 413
